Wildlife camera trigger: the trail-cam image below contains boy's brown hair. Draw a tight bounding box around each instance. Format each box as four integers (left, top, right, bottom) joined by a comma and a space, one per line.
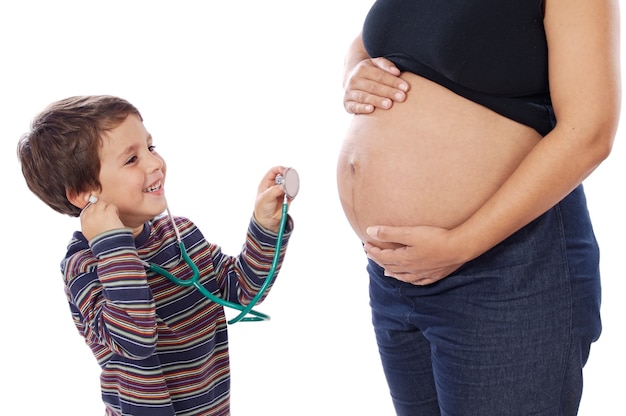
17, 95, 142, 217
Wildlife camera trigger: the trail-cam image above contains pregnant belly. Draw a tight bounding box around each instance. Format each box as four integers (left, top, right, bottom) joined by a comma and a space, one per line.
336, 73, 541, 248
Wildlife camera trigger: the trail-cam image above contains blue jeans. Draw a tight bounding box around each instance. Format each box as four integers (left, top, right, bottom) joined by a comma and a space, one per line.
368, 185, 601, 416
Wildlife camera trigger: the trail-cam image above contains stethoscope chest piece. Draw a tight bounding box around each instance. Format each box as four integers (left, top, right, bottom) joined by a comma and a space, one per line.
275, 167, 300, 199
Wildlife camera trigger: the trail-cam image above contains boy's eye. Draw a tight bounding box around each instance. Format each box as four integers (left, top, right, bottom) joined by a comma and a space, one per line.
124, 145, 156, 165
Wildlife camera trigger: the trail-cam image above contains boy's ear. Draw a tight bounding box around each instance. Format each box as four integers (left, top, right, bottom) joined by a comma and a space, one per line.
66, 189, 94, 209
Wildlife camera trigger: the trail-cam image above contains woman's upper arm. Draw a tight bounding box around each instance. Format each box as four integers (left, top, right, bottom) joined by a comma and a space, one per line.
544, 0, 621, 149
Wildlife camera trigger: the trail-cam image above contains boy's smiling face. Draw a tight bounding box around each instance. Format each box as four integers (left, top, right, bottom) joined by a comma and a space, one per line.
97, 114, 167, 232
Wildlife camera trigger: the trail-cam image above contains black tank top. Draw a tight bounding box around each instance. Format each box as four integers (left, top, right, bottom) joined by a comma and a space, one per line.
362, 0, 556, 136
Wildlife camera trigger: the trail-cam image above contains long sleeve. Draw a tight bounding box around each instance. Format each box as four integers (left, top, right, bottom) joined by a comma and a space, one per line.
210, 216, 294, 305
63, 229, 157, 359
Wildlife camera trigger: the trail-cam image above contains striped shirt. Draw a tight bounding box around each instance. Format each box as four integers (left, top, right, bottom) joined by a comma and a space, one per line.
61, 214, 292, 415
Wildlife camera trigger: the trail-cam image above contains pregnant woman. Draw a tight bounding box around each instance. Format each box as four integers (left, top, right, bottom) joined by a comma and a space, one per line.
336, 1, 620, 415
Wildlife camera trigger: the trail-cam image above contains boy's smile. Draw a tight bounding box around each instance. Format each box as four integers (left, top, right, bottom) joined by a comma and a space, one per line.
96, 114, 167, 233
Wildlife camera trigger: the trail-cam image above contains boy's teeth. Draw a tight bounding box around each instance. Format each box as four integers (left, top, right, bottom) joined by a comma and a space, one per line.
144, 182, 160, 192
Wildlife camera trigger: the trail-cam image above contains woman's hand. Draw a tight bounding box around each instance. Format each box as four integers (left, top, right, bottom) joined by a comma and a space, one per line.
253, 166, 294, 232
364, 224, 468, 286
343, 57, 409, 114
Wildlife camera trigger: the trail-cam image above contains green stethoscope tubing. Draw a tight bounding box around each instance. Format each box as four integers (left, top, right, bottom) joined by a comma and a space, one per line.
147, 201, 289, 324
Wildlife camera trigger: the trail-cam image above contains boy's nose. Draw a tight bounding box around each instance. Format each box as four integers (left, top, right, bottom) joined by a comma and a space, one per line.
147, 153, 165, 171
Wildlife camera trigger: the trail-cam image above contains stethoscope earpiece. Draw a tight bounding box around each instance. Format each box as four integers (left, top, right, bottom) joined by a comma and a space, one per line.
80, 195, 99, 216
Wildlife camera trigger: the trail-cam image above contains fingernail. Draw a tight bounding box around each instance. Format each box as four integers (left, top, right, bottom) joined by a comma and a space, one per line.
366, 226, 378, 236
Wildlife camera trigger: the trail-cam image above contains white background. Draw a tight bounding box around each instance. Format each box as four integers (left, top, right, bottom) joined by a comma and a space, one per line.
1, 1, 623, 415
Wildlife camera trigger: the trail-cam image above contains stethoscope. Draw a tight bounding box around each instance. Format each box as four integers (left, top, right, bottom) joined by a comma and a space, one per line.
83, 168, 299, 324
146, 167, 299, 324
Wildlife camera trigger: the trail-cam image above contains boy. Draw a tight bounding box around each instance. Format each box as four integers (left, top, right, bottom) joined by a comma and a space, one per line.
17, 95, 294, 415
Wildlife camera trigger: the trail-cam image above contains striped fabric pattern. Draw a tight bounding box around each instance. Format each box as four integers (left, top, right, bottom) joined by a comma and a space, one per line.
61, 215, 292, 415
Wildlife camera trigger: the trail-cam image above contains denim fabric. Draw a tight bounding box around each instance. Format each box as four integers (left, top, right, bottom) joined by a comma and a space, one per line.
368, 185, 601, 416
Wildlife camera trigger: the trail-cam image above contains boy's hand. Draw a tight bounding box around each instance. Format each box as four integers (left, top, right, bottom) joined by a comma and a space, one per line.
80, 199, 125, 242
253, 166, 295, 232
